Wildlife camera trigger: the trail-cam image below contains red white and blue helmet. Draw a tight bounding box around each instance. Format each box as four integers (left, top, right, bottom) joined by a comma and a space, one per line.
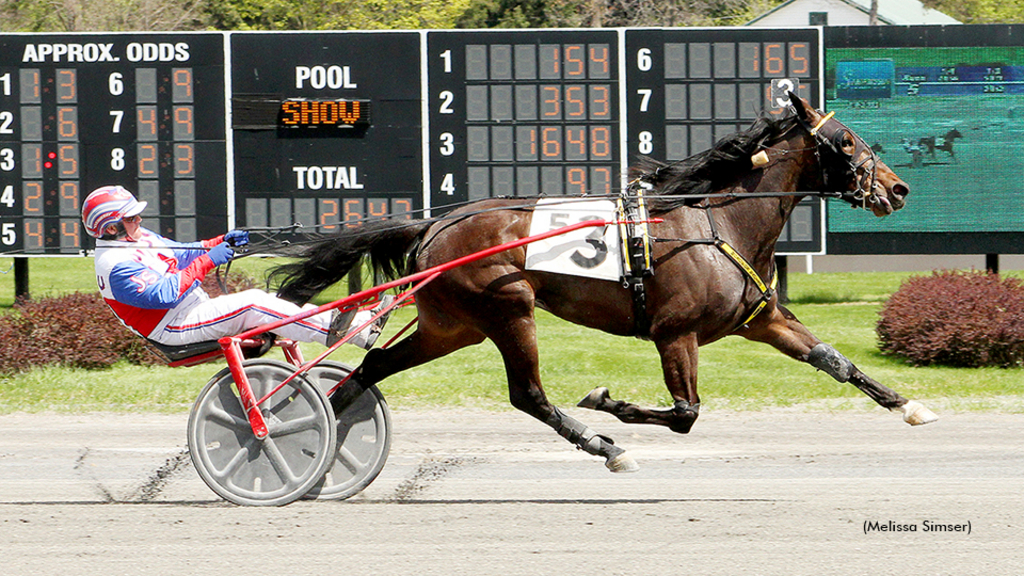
82, 186, 147, 238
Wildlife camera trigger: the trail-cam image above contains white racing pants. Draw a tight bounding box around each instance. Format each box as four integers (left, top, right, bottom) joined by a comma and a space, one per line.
149, 289, 373, 347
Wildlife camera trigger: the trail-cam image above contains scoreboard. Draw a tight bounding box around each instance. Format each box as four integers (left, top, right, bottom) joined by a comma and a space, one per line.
427, 29, 621, 204
0, 33, 226, 254
230, 32, 422, 236
0, 28, 823, 256
624, 28, 822, 253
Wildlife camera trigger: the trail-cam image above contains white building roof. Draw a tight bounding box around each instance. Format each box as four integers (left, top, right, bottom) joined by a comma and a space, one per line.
747, 0, 961, 26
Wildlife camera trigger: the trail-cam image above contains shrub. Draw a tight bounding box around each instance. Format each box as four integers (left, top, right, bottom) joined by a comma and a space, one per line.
0, 292, 161, 375
876, 270, 1024, 367
0, 270, 258, 376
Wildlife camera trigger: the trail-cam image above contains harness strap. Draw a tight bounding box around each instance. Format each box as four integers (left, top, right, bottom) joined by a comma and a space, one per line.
703, 205, 776, 327
715, 239, 778, 326
618, 183, 655, 339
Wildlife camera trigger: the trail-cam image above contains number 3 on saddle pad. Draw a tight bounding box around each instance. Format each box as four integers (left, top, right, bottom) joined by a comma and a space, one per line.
525, 198, 622, 281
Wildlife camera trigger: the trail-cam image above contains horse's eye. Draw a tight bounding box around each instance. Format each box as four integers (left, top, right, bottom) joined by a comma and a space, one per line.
841, 133, 856, 156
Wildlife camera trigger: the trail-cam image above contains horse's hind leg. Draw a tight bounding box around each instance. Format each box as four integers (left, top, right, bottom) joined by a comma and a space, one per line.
578, 332, 703, 434
740, 304, 937, 426
488, 313, 639, 473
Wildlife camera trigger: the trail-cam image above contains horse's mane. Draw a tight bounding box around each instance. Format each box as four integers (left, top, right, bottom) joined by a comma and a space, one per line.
635, 114, 800, 214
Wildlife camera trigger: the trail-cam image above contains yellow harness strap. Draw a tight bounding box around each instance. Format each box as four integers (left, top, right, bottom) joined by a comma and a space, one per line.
716, 240, 778, 326
809, 111, 836, 136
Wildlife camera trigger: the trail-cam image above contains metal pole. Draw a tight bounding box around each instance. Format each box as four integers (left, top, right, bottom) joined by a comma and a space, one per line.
775, 255, 789, 304
14, 257, 29, 301
986, 254, 999, 275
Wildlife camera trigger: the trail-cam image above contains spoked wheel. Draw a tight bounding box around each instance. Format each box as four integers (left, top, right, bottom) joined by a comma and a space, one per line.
302, 361, 391, 500
187, 359, 337, 506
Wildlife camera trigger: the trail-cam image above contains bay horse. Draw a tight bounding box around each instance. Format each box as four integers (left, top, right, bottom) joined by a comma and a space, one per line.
270, 95, 936, 472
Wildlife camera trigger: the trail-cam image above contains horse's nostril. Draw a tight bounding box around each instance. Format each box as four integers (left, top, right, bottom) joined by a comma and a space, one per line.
893, 183, 909, 199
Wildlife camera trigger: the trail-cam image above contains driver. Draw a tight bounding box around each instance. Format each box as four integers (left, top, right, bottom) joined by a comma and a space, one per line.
82, 185, 391, 349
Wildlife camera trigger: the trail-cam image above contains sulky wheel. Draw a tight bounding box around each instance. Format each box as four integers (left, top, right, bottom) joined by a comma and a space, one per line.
302, 361, 391, 500
187, 359, 337, 506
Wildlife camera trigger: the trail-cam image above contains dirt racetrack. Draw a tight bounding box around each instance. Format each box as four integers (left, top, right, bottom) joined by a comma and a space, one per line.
1, 407, 1021, 576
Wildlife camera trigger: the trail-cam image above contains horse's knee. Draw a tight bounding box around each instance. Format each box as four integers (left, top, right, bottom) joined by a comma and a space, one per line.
668, 400, 700, 434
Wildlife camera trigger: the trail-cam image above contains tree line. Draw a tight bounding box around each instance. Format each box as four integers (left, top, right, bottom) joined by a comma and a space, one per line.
2, 0, 1019, 32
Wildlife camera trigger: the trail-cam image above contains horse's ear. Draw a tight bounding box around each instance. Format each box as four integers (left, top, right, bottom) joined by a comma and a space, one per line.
787, 91, 814, 123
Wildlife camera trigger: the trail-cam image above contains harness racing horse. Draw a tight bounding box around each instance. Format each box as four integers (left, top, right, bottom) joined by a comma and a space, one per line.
918, 128, 963, 162
270, 95, 936, 473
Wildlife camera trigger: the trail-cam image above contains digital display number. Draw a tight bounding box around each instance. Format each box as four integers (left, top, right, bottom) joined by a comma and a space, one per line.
244, 196, 414, 232
428, 30, 621, 208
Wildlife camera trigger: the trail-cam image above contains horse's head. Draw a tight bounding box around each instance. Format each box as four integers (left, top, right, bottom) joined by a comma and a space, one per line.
789, 93, 909, 217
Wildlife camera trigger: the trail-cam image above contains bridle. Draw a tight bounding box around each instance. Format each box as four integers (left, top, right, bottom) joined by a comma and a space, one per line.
797, 109, 881, 210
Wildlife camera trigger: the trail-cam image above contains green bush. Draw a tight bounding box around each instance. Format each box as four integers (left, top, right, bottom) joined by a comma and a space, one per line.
876, 270, 1024, 367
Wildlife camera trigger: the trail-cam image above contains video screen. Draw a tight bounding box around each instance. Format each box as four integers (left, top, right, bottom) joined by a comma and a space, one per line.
825, 27, 1024, 235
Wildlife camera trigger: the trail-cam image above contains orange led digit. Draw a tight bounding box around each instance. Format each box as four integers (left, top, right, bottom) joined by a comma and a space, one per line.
765, 43, 785, 76
565, 45, 585, 77
58, 145, 78, 178
789, 43, 809, 76
24, 220, 44, 250
542, 127, 561, 159
57, 107, 77, 139
174, 106, 194, 138
566, 127, 587, 158
589, 45, 609, 76
60, 220, 80, 248
567, 168, 586, 194
320, 199, 339, 231
344, 199, 363, 227
565, 86, 586, 117
175, 144, 194, 177
138, 144, 158, 176
23, 182, 43, 213
590, 126, 611, 160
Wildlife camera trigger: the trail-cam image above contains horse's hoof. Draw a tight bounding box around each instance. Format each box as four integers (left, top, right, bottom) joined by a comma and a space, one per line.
605, 453, 639, 473
578, 387, 610, 410
900, 400, 938, 426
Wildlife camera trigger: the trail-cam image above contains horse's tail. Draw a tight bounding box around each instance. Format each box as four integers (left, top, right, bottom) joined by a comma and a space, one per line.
270, 219, 432, 304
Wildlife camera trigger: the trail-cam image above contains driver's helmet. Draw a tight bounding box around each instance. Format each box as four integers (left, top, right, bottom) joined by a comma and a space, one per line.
82, 186, 147, 238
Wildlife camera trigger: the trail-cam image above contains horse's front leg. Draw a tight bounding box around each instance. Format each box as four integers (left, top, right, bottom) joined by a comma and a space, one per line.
740, 304, 937, 426
578, 332, 702, 434
488, 312, 639, 473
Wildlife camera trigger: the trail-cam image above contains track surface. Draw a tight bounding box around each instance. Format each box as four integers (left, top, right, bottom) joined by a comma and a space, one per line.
1, 408, 1021, 575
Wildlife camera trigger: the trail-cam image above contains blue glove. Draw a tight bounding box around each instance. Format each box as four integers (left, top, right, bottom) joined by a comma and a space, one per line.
224, 229, 249, 246
207, 242, 234, 266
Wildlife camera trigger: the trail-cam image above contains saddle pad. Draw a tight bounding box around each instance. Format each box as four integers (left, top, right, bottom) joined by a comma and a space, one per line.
524, 198, 622, 281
